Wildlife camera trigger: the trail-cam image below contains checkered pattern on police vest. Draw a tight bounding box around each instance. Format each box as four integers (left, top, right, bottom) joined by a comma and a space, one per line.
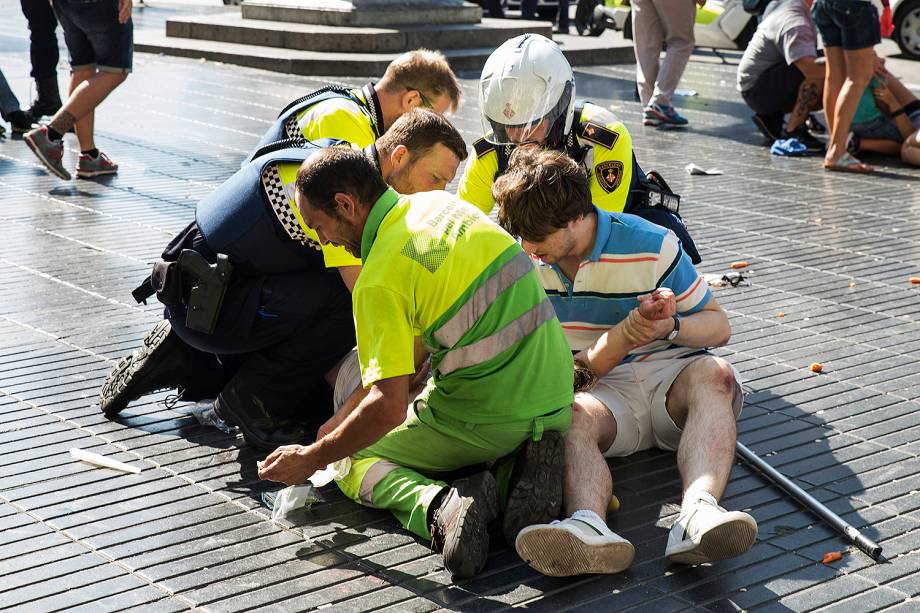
260, 163, 321, 251
284, 116, 301, 140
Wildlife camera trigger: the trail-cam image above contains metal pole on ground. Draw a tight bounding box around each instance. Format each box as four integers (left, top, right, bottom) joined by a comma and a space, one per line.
735, 441, 883, 561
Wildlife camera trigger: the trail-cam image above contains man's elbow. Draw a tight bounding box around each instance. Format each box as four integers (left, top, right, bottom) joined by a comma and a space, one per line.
712, 325, 732, 348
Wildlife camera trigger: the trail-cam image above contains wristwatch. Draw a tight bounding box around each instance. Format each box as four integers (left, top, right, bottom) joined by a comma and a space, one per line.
665, 315, 681, 341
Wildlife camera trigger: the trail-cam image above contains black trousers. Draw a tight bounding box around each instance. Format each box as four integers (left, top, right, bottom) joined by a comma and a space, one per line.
168, 269, 356, 422
20, 0, 60, 80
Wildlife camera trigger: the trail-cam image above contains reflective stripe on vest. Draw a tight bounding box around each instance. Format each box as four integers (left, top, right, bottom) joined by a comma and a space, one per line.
433, 250, 534, 349
436, 297, 556, 376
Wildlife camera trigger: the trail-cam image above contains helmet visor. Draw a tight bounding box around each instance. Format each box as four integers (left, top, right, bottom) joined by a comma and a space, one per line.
480, 78, 573, 146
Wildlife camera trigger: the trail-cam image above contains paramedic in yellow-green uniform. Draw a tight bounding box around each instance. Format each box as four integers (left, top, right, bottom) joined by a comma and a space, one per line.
100, 110, 468, 454
249, 48, 462, 158
259, 147, 574, 580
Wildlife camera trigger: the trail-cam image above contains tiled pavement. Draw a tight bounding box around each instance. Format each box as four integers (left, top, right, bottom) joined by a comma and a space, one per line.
2, 1, 920, 611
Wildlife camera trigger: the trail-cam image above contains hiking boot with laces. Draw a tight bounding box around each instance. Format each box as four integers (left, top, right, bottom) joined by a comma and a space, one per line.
502, 430, 565, 546
24, 125, 70, 180
516, 514, 635, 576
430, 471, 500, 579
665, 491, 757, 565
100, 320, 192, 418
76, 150, 118, 178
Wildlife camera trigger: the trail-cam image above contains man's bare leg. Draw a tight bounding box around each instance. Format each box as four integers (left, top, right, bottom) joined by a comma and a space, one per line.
663, 356, 757, 565
563, 397, 617, 517
666, 356, 738, 501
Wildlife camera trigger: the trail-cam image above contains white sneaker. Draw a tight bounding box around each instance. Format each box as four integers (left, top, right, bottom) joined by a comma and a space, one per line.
665, 492, 757, 565
515, 515, 635, 576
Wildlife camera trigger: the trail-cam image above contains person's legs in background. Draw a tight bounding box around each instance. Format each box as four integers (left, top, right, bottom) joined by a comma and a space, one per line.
0, 69, 33, 134
631, 0, 664, 119
645, 0, 695, 125
825, 46, 875, 169
555, 0, 570, 33
20, 0, 62, 119
25, 0, 132, 179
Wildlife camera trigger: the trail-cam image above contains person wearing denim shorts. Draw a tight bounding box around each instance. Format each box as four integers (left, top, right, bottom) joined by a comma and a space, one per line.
23, 0, 132, 180
811, 0, 881, 172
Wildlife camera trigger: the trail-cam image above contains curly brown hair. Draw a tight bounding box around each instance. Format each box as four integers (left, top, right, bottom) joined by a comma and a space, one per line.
492, 147, 593, 241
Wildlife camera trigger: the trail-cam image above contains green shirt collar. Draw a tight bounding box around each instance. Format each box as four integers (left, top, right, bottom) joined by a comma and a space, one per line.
360, 187, 400, 261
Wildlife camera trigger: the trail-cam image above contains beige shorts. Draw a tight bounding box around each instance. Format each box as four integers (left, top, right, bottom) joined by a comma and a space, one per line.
580, 354, 743, 457
333, 349, 362, 414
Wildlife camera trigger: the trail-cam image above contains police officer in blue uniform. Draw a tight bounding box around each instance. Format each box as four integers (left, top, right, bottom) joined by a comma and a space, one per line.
100, 110, 468, 450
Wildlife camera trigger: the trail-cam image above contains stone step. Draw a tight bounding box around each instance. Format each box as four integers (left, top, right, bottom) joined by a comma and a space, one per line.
240, 0, 482, 27
165, 13, 553, 53
135, 31, 635, 77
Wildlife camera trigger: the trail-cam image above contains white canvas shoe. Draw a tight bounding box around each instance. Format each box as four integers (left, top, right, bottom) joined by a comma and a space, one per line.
665, 492, 757, 565
515, 515, 635, 577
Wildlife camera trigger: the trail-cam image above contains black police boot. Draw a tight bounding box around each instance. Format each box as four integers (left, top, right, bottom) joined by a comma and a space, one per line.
100, 320, 197, 418
28, 77, 62, 119
429, 471, 501, 579
502, 430, 565, 547
213, 380, 313, 451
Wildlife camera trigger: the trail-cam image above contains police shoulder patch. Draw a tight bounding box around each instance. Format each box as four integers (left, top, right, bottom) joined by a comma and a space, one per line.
473, 137, 497, 158
579, 122, 619, 149
595, 160, 624, 194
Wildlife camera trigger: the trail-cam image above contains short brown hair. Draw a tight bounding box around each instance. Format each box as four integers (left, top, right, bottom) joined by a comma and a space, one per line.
493, 148, 593, 241
382, 49, 461, 113
296, 147, 387, 217
376, 108, 468, 162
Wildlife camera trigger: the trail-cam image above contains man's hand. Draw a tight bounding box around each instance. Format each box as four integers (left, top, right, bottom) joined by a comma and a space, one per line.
622, 288, 678, 347
637, 288, 677, 321
872, 83, 897, 116
117, 0, 132, 23
258, 444, 324, 485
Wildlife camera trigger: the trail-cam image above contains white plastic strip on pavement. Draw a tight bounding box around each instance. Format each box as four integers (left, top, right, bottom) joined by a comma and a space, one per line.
69, 448, 142, 474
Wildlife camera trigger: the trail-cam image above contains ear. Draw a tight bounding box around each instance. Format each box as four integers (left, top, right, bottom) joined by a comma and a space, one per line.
401, 89, 422, 111
389, 144, 410, 169
334, 192, 357, 219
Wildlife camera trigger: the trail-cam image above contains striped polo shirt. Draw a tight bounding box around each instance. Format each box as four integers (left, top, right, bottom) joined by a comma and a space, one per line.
536, 207, 710, 363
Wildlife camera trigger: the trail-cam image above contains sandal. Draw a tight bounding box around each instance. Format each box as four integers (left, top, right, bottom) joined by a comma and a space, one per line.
824, 152, 873, 173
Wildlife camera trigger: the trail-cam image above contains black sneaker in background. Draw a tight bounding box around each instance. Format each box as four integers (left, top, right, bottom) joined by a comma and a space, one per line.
751, 113, 783, 142
430, 471, 500, 579
785, 126, 825, 153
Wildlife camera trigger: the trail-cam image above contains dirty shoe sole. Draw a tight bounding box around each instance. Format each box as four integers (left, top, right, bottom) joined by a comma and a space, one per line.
442, 471, 501, 579
666, 513, 757, 565
100, 320, 174, 418
503, 431, 564, 546
24, 131, 71, 180
516, 524, 635, 576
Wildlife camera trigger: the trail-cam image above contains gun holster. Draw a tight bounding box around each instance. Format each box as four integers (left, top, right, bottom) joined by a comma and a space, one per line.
630, 170, 681, 215
131, 250, 232, 335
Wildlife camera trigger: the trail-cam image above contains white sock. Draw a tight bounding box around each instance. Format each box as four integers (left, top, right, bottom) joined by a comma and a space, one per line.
571, 509, 614, 536
681, 489, 717, 511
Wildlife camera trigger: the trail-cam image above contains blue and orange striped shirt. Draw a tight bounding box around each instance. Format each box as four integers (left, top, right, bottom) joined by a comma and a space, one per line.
536, 207, 710, 363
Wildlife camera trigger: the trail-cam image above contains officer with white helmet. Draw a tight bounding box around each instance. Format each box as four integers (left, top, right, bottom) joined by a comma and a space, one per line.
459, 33, 700, 263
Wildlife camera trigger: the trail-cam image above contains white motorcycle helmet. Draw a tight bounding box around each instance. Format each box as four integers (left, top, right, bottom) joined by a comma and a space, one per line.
479, 34, 576, 149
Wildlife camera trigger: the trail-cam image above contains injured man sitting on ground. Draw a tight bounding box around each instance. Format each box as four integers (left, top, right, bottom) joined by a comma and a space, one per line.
492, 147, 758, 577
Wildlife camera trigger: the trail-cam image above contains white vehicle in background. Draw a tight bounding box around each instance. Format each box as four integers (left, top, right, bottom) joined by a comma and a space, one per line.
891, 0, 920, 59
574, 0, 758, 50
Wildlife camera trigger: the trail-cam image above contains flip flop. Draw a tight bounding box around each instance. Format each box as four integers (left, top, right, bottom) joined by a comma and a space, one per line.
824, 152, 873, 173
